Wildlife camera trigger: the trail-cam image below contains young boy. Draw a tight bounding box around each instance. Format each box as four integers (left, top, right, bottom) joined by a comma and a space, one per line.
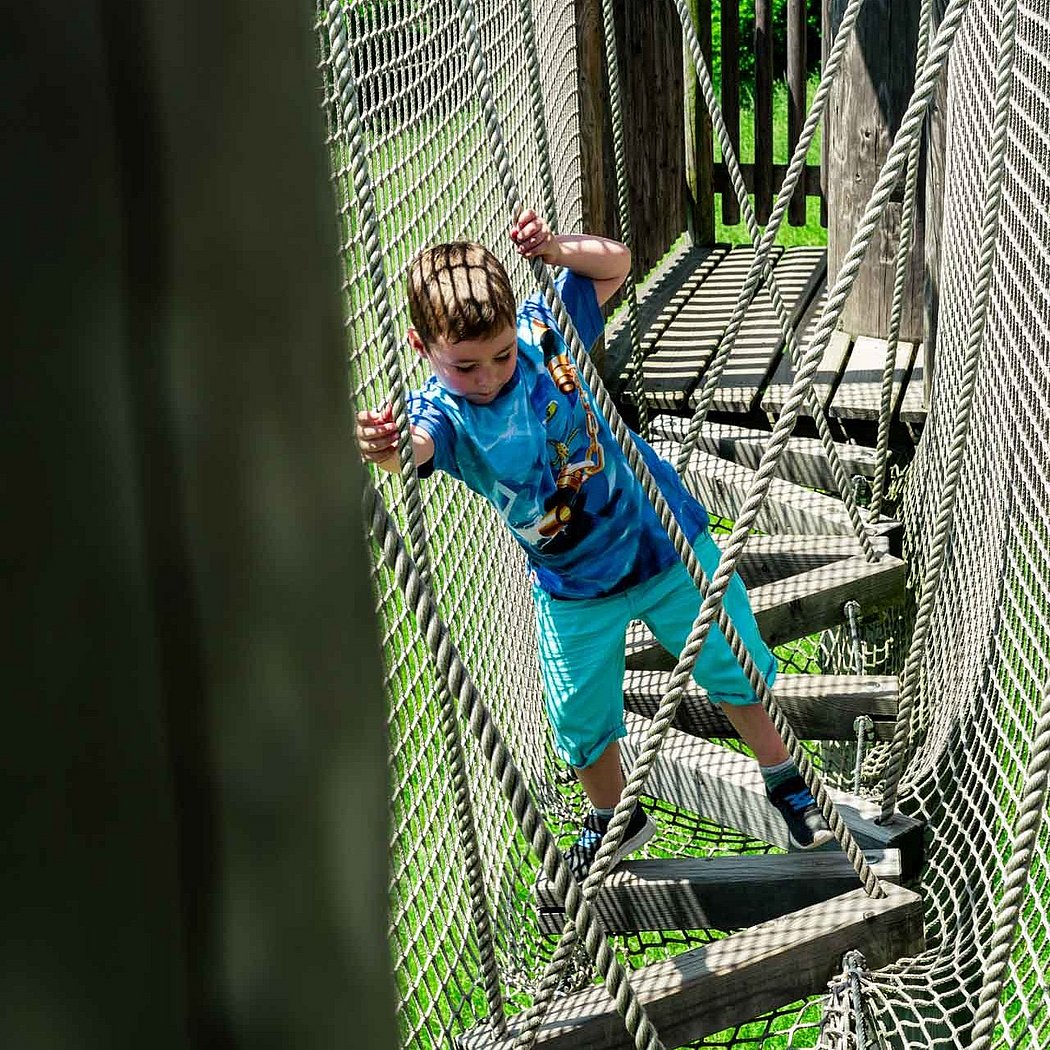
357, 210, 833, 879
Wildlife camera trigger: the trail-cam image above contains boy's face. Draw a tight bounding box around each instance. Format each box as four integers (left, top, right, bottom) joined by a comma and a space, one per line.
410, 325, 518, 405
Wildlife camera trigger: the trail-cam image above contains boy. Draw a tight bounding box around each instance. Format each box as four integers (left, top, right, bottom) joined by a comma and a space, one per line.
357, 210, 833, 880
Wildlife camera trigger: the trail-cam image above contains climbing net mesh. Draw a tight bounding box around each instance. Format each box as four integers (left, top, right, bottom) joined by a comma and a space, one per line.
318, 0, 1049, 1046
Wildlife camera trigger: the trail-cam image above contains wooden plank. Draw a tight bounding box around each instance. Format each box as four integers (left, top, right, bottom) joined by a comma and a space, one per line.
828, 335, 914, 421
649, 416, 881, 491
749, 553, 907, 646
640, 246, 765, 411
535, 849, 902, 934
606, 242, 725, 390
460, 883, 924, 1049
898, 341, 927, 422
761, 311, 853, 420
651, 440, 871, 535
720, 533, 889, 586
619, 713, 925, 876
706, 246, 827, 414
623, 670, 899, 741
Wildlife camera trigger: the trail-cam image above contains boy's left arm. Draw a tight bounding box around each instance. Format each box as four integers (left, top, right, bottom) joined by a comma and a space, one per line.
511, 208, 630, 307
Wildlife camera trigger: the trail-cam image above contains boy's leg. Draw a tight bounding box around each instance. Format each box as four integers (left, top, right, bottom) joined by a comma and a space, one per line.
532, 588, 656, 877
637, 533, 833, 849
575, 738, 626, 809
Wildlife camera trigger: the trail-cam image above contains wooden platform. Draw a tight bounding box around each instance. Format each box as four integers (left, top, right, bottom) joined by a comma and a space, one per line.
460, 883, 924, 1050
623, 671, 899, 742
620, 712, 925, 877
606, 245, 927, 431
534, 848, 903, 935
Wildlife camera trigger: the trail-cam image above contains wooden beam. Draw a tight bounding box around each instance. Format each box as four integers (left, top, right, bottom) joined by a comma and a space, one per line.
619, 713, 925, 876
623, 671, 899, 741
649, 415, 881, 491
749, 553, 907, 646
461, 883, 924, 1050
898, 343, 927, 423
535, 849, 902, 934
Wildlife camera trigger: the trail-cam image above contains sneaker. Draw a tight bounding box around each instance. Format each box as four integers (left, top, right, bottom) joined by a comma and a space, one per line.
767, 774, 836, 850
565, 802, 656, 882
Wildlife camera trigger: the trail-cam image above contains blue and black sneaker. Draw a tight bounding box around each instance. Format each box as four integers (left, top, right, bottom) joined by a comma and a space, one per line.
565, 802, 656, 882
767, 774, 835, 849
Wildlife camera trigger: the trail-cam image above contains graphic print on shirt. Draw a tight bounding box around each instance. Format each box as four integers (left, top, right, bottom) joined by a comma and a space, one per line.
519, 322, 607, 545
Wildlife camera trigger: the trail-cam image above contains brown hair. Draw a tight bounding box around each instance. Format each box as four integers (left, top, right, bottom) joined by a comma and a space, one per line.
406, 242, 516, 348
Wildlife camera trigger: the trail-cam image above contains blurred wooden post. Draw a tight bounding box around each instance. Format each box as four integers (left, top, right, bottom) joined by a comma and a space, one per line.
685, 0, 716, 244
2, 3, 396, 1048
826, 0, 924, 340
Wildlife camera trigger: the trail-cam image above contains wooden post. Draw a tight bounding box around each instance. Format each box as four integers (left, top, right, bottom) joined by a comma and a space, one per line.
576, 0, 689, 275
684, 0, 716, 244
787, 0, 808, 225
576, 0, 608, 238
923, 0, 948, 404
721, 0, 742, 226
754, 0, 775, 224
3, 3, 397, 1048
825, 0, 925, 341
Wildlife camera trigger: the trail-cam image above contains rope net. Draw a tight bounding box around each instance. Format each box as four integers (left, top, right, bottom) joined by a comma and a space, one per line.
318, 0, 1049, 1046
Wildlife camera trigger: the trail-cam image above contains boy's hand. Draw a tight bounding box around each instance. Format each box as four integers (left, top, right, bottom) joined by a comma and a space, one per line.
510, 208, 560, 264
356, 404, 400, 463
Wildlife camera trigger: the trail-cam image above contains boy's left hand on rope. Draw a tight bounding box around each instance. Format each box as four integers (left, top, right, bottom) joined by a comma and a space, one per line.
510, 208, 559, 263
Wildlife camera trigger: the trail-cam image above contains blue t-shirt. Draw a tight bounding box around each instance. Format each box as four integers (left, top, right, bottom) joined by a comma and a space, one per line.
408, 270, 709, 599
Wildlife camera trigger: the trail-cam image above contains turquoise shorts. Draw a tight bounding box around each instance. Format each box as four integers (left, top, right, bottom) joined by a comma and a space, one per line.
533, 530, 777, 768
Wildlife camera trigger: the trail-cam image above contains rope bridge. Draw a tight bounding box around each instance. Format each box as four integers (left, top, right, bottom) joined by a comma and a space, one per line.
317, 0, 1050, 1046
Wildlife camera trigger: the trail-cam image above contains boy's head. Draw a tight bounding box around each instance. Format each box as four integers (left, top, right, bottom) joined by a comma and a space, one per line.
406, 242, 519, 405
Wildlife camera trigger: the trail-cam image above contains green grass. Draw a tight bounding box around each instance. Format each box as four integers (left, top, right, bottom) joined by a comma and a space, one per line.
714, 73, 827, 248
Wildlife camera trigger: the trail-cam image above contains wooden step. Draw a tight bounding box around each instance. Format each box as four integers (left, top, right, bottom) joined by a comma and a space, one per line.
460, 883, 924, 1050
828, 335, 916, 421
650, 439, 896, 537
707, 533, 890, 589
619, 712, 925, 877
649, 415, 880, 493
749, 553, 907, 646
624, 551, 906, 665
623, 671, 898, 742
535, 848, 902, 935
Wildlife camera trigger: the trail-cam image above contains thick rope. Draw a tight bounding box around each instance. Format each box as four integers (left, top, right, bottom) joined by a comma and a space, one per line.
669, 0, 880, 562
362, 477, 663, 1046
965, 676, 1050, 1050
869, 0, 935, 519
515, 0, 560, 231
880, 0, 1018, 821
599, 0, 648, 439
323, 3, 507, 1032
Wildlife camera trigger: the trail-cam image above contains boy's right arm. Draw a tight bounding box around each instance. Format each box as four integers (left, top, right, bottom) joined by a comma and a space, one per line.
356, 405, 435, 474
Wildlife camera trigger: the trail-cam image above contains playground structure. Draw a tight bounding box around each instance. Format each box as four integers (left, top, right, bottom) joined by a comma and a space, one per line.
320, 0, 1050, 1047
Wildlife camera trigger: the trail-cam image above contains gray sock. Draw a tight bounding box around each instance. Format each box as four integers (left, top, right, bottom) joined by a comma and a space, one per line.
760, 758, 798, 791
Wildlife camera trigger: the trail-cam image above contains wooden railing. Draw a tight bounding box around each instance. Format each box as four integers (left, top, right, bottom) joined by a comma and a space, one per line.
576, 0, 825, 276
